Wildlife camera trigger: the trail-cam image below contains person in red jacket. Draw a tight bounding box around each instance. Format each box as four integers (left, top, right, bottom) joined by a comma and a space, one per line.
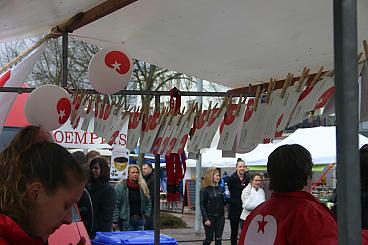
0, 126, 87, 245
238, 144, 338, 245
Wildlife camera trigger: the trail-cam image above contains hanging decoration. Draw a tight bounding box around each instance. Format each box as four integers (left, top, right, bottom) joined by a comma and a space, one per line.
88, 46, 133, 94
25, 84, 71, 131
165, 87, 186, 203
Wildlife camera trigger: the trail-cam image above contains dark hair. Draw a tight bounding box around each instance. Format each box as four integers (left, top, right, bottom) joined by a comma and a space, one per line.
86, 150, 101, 162
236, 158, 245, 167
267, 144, 313, 192
143, 163, 153, 169
90, 157, 110, 183
0, 126, 87, 224
251, 173, 262, 181
72, 151, 87, 166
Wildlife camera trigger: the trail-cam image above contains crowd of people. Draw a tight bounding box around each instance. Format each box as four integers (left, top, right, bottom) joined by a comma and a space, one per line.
0, 125, 367, 245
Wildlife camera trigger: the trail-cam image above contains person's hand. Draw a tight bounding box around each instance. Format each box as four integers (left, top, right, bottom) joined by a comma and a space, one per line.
204, 220, 211, 226
112, 223, 119, 231
69, 237, 86, 245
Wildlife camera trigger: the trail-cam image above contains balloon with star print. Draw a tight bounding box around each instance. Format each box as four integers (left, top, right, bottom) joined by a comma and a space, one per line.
25, 85, 71, 131
88, 46, 133, 94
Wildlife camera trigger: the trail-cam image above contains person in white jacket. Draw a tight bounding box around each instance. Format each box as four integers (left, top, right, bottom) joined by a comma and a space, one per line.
240, 174, 265, 222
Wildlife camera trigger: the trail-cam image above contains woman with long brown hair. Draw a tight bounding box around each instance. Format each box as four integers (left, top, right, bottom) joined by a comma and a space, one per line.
200, 167, 226, 245
87, 157, 116, 237
112, 164, 151, 231
0, 126, 87, 244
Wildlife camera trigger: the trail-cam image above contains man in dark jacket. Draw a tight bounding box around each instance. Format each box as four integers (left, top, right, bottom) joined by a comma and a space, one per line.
142, 163, 155, 230
227, 158, 250, 245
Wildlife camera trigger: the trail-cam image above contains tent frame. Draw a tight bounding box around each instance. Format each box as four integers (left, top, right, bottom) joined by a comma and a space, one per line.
0, 0, 362, 243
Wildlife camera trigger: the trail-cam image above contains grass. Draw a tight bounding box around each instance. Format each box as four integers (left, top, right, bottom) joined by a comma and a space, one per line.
160, 212, 187, 229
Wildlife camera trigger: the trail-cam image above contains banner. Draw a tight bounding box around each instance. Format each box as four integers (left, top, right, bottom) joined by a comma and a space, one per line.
52, 118, 127, 149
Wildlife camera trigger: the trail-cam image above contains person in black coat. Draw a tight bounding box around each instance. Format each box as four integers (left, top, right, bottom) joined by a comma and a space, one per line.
86, 157, 117, 238
227, 158, 250, 245
360, 144, 368, 230
200, 167, 225, 245
142, 163, 155, 230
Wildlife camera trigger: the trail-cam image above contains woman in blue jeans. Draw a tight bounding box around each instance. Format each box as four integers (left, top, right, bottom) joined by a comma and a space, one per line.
200, 167, 225, 245
112, 165, 151, 231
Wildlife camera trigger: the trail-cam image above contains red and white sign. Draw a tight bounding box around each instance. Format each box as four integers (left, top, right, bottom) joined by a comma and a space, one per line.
275, 85, 302, 133
140, 112, 161, 153
217, 103, 246, 151
187, 110, 208, 153
25, 85, 71, 131
151, 116, 170, 154
166, 114, 187, 155
237, 98, 258, 153
199, 107, 226, 149
88, 46, 133, 94
0, 42, 46, 135
159, 115, 179, 154
288, 76, 334, 127
104, 108, 130, 146
172, 112, 196, 154
126, 111, 142, 150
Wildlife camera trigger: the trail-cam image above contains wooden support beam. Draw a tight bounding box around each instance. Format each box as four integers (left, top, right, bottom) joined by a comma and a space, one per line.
51, 0, 137, 36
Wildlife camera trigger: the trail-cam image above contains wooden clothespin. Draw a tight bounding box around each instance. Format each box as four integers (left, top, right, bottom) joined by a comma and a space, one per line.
364, 40, 368, 62
358, 52, 364, 64
210, 98, 226, 120
121, 105, 133, 120
265, 78, 274, 103
281, 73, 293, 98
189, 102, 199, 119
82, 92, 91, 105
296, 67, 310, 92
204, 101, 213, 122
176, 106, 187, 126
310, 66, 324, 88
234, 95, 243, 116
253, 85, 262, 111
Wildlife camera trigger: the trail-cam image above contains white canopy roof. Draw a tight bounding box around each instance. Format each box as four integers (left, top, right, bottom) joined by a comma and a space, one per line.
187, 126, 368, 168
1, 1, 368, 88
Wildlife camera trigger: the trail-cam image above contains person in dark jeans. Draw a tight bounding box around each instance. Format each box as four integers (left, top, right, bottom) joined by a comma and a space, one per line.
142, 163, 154, 230
87, 157, 117, 238
227, 158, 250, 245
200, 167, 225, 245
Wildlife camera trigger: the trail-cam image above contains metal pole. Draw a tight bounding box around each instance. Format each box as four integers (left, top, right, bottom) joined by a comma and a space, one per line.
195, 79, 203, 234
154, 95, 161, 245
61, 32, 68, 88
333, 0, 361, 244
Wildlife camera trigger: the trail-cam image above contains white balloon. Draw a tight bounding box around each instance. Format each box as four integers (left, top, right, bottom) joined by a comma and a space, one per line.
25, 85, 71, 131
88, 46, 133, 94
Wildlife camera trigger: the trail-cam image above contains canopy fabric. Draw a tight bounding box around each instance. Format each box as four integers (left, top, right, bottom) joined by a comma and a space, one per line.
1, 1, 368, 88
187, 126, 368, 168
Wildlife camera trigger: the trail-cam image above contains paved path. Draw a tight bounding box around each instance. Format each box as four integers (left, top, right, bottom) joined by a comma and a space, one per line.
160, 211, 234, 245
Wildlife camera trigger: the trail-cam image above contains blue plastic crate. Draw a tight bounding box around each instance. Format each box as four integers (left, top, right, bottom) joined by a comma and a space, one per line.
92, 230, 178, 245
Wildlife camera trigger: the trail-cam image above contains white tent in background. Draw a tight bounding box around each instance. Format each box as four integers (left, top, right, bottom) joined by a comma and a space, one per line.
275, 126, 368, 164
187, 126, 368, 168
186, 143, 276, 168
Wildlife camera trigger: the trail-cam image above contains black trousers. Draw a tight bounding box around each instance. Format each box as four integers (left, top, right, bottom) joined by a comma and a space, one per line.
230, 218, 241, 245
203, 216, 225, 245
144, 214, 154, 230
